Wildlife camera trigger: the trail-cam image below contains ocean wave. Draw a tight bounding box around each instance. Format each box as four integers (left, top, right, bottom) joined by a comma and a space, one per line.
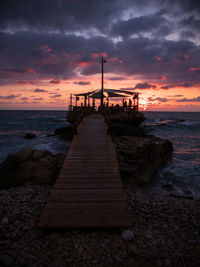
178, 120, 200, 126
157, 158, 200, 190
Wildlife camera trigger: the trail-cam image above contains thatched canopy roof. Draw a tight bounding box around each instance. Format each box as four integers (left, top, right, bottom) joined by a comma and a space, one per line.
74, 89, 138, 99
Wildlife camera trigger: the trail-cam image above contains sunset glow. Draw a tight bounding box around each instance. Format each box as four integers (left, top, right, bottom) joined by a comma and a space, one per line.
0, 0, 200, 111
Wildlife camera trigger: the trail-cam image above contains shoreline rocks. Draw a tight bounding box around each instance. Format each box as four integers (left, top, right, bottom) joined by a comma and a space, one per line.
114, 135, 173, 185
24, 132, 37, 139
54, 125, 74, 140
47, 125, 74, 140
0, 149, 65, 189
0, 184, 199, 266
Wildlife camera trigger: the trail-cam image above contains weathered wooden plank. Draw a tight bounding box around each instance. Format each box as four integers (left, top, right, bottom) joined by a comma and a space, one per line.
55, 178, 121, 183
39, 217, 131, 229
41, 202, 128, 217
49, 191, 126, 202
54, 183, 122, 189
39, 114, 131, 229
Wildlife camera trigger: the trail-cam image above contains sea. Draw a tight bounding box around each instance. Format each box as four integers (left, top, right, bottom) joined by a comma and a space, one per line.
143, 111, 200, 193
0, 110, 199, 193
0, 110, 70, 162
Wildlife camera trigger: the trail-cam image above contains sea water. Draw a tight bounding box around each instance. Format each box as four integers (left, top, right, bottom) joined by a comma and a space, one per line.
0, 110, 199, 192
144, 111, 200, 192
0, 110, 70, 163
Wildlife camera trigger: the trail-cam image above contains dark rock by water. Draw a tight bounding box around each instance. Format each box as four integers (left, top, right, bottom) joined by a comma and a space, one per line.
54, 125, 73, 140
115, 135, 173, 185
109, 112, 145, 127
0, 149, 65, 189
24, 132, 37, 139
108, 122, 145, 137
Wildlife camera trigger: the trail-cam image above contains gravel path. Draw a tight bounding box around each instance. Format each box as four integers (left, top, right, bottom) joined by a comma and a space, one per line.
0, 184, 200, 267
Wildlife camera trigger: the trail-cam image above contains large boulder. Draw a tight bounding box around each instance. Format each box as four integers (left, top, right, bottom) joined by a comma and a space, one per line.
54, 125, 73, 140
108, 122, 145, 137
0, 150, 65, 189
24, 132, 37, 139
109, 112, 145, 127
115, 135, 173, 185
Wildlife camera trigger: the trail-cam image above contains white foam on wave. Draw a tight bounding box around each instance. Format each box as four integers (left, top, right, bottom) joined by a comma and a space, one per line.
179, 120, 200, 126
34, 143, 57, 154
158, 158, 200, 191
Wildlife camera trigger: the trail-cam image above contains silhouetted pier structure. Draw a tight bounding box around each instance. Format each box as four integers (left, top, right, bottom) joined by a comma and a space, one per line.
69, 89, 139, 113
39, 114, 131, 229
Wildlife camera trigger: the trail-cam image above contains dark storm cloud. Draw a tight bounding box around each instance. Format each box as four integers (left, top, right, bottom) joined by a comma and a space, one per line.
161, 81, 199, 89
181, 16, 200, 33
74, 81, 91, 85
0, 0, 132, 32
171, 0, 200, 12
34, 97, 43, 101
176, 96, 200, 102
154, 97, 169, 102
148, 96, 171, 102
0, 31, 114, 83
108, 77, 126, 81
0, 0, 200, 88
50, 94, 62, 98
34, 88, 48, 92
135, 82, 156, 89
0, 94, 21, 99
111, 13, 171, 38
49, 80, 61, 84
180, 30, 195, 39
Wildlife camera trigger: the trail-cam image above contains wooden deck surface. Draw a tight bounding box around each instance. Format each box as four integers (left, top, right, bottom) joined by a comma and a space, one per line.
39, 114, 131, 229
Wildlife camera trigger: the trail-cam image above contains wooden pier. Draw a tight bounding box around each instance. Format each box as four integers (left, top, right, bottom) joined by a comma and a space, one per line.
39, 114, 131, 229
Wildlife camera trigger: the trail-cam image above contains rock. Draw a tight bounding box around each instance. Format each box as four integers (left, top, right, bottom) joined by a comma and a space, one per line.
47, 131, 55, 137
109, 112, 145, 127
182, 189, 192, 195
115, 135, 173, 185
121, 229, 134, 241
103, 238, 111, 245
1, 217, 9, 225
0, 255, 14, 267
0, 149, 65, 189
161, 184, 175, 191
24, 132, 37, 139
108, 122, 145, 137
193, 245, 200, 254
164, 259, 171, 267
128, 244, 140, 256
54, 125, 73, 140
146, 252, 156, 261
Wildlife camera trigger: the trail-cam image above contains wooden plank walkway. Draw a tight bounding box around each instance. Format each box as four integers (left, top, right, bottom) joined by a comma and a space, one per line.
39, 114, 131, 229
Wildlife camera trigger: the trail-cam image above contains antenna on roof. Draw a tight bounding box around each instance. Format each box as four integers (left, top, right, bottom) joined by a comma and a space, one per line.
99, 56, 107, 107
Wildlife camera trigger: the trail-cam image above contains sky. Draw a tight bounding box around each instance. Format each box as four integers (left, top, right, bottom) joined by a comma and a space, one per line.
0, 0, 200, 111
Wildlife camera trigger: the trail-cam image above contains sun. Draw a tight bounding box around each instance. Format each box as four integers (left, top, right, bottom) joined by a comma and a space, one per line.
139, 97, 148, 111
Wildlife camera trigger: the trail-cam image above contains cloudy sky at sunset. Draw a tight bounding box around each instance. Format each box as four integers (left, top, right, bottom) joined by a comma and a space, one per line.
0, 0, 200, 111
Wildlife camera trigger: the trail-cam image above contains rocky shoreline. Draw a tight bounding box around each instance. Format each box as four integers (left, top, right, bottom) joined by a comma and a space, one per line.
1, 184, 200, 266
0, 112, 200, 266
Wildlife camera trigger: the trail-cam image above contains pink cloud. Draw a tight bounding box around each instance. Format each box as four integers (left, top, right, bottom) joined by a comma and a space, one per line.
160, 76, 166, 81
189, 67, 200, 72
92, 52, 107, 59
40, 45, 52, 52
154, 56, 162, 61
